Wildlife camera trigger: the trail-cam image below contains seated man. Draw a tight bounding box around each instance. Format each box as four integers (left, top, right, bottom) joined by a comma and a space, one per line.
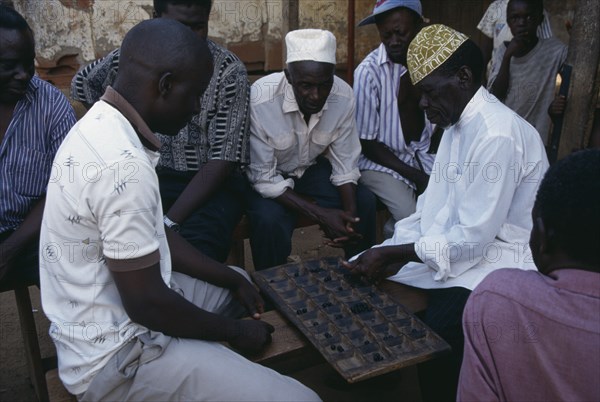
40, 19, 319, 401
458, 149, 600, 402
344, 24, 549, 401
0, 5, 76, 286
245, 29, 376, 270
355, 0, 437, 237
71, 0, 250, 263
489, 0, 567, 144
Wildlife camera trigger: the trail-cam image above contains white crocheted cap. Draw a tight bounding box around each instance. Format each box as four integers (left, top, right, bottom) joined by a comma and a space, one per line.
285, 29, 336, 65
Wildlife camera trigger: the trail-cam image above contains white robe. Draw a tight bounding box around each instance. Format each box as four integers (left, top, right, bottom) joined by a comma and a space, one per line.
356, 87, 549, 290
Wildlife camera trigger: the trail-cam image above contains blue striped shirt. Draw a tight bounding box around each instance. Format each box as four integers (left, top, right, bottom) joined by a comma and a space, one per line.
0, 76, 76, 234
354, 43, 435, 189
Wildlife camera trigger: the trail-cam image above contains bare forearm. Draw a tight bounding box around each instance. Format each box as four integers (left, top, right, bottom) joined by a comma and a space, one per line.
377, 243, 421, 264
275, 188, 324, 222
166, 160, 235, 223
337, 183, 357, 216
134, 287, 238, 341
165, 229, 243, 289
361, 140, 429, 186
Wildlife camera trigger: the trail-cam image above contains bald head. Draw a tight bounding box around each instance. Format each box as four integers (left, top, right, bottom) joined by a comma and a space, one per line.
114, 18, 213, 135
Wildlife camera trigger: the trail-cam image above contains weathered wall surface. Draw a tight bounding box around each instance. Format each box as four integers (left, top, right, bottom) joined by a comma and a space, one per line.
7, 0, 576, 88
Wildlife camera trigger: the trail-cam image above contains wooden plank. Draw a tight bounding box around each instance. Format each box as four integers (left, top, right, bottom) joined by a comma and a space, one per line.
14, 287, 49, 402
246, 310, 324, 374
46, 369, 76, 402
379, 281, 428, 314
247, 310, 311, 364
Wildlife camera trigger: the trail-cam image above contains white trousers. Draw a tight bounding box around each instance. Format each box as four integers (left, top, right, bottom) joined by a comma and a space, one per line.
80, 269, 321, 402
359, 170, 417, 237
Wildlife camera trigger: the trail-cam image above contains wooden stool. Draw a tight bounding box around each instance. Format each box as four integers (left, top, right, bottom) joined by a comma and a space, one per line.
0, 284, 49, 402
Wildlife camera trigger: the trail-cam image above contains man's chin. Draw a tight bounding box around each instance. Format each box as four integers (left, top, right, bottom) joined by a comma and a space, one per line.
387, 52, 407, 65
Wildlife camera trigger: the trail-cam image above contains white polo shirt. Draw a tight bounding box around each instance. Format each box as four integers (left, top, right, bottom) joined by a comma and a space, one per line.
40, 87, 171, 395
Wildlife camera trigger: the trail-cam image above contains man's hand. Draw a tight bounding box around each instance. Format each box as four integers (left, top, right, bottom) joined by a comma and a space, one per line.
549, 95, 567, 117
232, 278, 265, 320
318, 208, 363, 247
504, 37, 528, 59
228, 320, 275, 354
340, 247, 399, 283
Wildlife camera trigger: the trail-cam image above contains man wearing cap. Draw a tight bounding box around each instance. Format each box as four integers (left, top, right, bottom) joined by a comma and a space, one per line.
245, 29, 376, 270
344, 24, 548, 400
354, 0, 437, 238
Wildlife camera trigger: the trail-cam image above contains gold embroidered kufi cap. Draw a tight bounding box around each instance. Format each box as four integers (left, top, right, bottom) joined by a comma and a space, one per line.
407, 24, 468, 85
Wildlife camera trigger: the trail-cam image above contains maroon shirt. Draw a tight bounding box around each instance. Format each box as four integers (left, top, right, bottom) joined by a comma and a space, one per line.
458, 268, 600, 402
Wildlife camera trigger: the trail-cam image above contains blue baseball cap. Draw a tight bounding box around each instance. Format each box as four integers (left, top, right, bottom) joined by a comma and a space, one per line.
358, 0, 423, 27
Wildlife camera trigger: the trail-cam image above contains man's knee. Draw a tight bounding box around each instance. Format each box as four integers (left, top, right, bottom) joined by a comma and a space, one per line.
247, 198, 292, 229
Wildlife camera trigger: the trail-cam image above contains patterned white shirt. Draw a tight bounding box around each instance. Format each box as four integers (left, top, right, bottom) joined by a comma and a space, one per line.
247, 72, 361, 198
354, 43, 435, 190
40, 88, 171, 395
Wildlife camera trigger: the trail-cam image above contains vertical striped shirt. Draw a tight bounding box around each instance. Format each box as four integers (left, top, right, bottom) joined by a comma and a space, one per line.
0, 76, 76, 234
354, 43, 435, 190
70, 40, 250, 171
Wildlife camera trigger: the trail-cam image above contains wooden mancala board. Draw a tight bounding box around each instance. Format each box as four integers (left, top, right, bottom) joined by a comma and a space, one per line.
252, 257, 451, 383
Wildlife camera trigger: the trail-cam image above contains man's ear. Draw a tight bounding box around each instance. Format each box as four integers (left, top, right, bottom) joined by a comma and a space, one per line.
532, 216, 547, 255
456, 66, 473, 89
284, 68, 292, 84
158, 72, 173, 98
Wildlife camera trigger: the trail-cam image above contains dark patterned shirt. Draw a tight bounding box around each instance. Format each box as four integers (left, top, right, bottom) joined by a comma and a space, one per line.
0, 76, 76, 234
71, 40, 250, 170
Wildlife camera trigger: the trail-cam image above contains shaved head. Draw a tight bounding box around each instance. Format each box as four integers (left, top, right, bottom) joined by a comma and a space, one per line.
114, 18, 213, 135
118, 18, 210, 84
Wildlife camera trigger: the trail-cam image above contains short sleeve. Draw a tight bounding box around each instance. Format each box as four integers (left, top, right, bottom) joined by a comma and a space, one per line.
353, 64, 380, 141
477, 1, 501, 38
80, 158, 161, 270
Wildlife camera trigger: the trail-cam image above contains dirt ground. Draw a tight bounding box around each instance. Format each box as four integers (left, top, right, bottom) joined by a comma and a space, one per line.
0, 226, 346, 402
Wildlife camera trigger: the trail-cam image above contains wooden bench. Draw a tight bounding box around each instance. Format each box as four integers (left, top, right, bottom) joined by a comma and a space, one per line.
45, 282, 426, 401
0, 281, 52, 402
